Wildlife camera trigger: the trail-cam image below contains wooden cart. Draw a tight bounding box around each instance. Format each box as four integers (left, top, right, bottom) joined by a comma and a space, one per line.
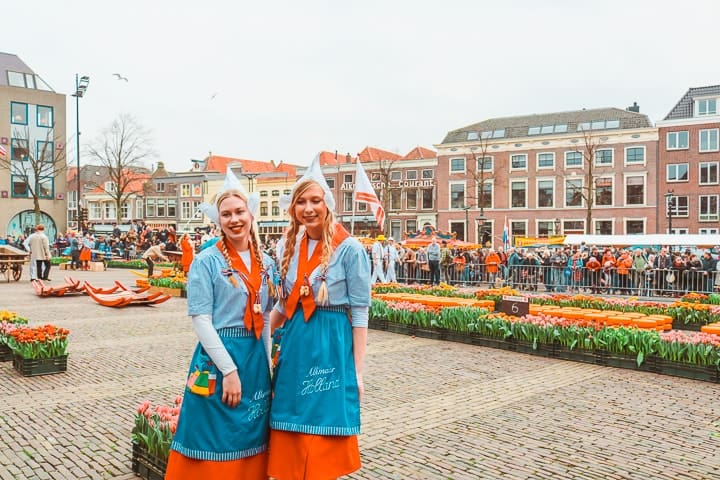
0, 244, 29, 282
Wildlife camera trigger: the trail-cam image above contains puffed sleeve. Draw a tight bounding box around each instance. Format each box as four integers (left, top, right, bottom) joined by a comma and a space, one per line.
344, 240, 371, 309
187, 254, 214, 316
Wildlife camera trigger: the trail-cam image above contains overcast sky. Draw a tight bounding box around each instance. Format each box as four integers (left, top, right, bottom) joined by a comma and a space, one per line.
5, 0, 719, 172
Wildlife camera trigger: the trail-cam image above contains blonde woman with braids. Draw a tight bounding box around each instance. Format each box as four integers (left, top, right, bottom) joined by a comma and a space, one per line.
166, 181, 275, 480
267, 156, 371, 480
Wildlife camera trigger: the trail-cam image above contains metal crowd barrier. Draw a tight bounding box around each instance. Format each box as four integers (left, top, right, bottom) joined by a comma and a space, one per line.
376, 262, 720, 297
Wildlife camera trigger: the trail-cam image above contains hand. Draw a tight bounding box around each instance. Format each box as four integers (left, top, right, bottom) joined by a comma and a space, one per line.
356, 371, 364, 402
222, 370, 242, 408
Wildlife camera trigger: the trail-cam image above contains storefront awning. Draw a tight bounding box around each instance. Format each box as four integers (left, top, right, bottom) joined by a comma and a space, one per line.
341, 215, 376, 222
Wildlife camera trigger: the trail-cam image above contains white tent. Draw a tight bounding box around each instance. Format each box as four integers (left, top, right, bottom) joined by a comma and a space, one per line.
563, 234, 720, 248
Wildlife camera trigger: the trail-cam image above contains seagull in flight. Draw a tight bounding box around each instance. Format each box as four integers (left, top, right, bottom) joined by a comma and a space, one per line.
210, 92, 219, 100
113, 73, 129, 82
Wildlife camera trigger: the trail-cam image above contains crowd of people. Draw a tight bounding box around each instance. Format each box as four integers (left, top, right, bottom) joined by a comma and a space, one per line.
362, 237, 720, 297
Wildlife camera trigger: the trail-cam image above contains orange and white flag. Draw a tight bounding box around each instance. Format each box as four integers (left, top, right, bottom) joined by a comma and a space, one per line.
354, 159, 385, 228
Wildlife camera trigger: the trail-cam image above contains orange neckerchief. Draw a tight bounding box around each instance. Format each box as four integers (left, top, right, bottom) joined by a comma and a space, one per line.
284, 224, 350, 322
218, 239, 264, 339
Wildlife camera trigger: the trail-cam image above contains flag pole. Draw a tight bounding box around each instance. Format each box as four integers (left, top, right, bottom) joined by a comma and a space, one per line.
351, 187, 356, 236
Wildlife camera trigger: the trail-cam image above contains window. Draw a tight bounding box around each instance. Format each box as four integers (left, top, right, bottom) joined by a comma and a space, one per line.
406, 170, 417, 180
422, 169, 433, 179
371, 173, 380, 182
450, 157, 465, 173
595, 149, 613, 166
476, 156, 493, 171
136, 200, 143, 219
192, 183, 202, 197
667, 195, 689, 217
68, 191, 78, 210
344, 174, 353, 183
283, 189, 291, 195
271, 190, 280, 196
510, 221, 527, 237
565, 151, 582, 168
325, 177, 335, 189
167, 199, 177, 217
625, 176, 645, 205
577, 120, 619, 131
699, 162, 719, 184
700, 129, 719, 152
37, 177, 53, 199
537, 221, 553, 237
699, 228, 720, 234
146, 199, 156, 217
625, 147, 645, 164
595, 220, 613, 235
11, 138, 28, 161
625, 219, 645, 234
477, 181, 492, 209
272, 201, 279, 216
667, 164, 689, 182
36, 141, 53, 163
537, 179, 554, 207
595, 177, 613, 206
563, 220, 585, 233
467, 131, 479, 141
10, 102, 27, 125
537, 153, 554, 169
481, 129, 505, 139
667, 131, 689, 150
89, 202, 101, 220
390, 190, 401, 210
699, 195, 719, 221
511, 154, 527, 170
343, 192, 352, 212
528, 124, 568, 135
36, 105, 53, 127
260, 190, 268, 197
181, 201, 192, 219
156, 183, 165, 193
422, 188, 434, 209
11, 176, 27, 197
565, 179, 583, 207
406, 190, 417, 209
450, 183, 465, 209
181, 184, 191, 196
260, 202, 268, 216
511, 180, 527, 208
697, 98, 717, 116
390, 221, 402, 242
104, 181, 117, 193
406, 220, 417, 234
156, 199, 166, 217
104, 202, 117, 220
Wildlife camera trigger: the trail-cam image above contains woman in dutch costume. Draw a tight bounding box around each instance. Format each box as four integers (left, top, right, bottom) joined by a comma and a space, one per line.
268, 155, 371, 480
165, 168, 275, 480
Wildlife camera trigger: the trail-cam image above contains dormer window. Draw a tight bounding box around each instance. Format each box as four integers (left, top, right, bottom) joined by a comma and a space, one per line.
697, 98, 717, 116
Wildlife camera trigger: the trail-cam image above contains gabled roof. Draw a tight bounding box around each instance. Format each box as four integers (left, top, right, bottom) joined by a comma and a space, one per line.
205, 155, 298, 176
402, 146, 436, 160
357, 146, 402, 163
0, 52, 53, 90
442, 107, 652, 144
317, 151, 357, 166
85, 172, 151, 195
664, 85, 720, 120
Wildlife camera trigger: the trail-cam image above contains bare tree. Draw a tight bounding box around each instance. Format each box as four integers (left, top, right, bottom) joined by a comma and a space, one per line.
565, 124, 607, 234
86, 114, 155, 224
465, 135, 495, 243
0, 125, 67, 224
369, 156, 398, 235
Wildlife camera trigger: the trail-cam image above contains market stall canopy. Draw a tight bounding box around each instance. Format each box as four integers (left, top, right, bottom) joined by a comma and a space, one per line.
563, 234, 720, 249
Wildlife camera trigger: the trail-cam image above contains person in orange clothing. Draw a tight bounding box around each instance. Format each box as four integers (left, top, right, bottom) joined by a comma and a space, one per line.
180, 233, 195, 274
615, 249, 633, 294
484, 248, 501, 285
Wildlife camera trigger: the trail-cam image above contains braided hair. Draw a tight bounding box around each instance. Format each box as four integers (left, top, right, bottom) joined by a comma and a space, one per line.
215, 189, 263, 288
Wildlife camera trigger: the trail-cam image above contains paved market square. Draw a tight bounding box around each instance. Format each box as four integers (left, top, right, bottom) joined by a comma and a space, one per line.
1, 268, 719, 480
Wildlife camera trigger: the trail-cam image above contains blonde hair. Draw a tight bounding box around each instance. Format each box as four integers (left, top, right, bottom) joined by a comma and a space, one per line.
216, 190, 264, 288
280, 180, 335, 305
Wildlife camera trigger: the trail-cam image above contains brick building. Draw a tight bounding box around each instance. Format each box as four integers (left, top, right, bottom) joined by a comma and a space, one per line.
436, 107, 658, 244
318, 147, 438, 241
657, 85, 720, 234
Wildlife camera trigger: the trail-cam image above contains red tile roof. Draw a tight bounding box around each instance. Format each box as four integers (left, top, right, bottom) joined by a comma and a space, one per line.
205, 155, 297, 176
357, 146, 402, 163
402, 146, 436, 160
85, 172, 150, 195
317, 151, 356, 167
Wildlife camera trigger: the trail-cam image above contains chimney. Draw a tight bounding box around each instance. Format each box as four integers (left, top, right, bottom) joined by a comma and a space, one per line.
345, 152, 352, 163
627, 102, 640, 113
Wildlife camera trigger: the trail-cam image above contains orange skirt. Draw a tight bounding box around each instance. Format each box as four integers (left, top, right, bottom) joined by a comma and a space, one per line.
164, 450, 268, 480
79, 247, 91, 262
267, 430, 360, 480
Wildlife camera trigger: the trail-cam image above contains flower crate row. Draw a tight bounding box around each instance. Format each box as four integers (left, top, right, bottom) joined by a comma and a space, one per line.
0, 315, 69, 376
372, 292, 495, 310
529, 304, 673, 331
369, 299, 720, 382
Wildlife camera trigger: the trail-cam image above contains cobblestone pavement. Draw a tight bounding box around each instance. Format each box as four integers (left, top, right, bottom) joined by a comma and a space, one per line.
1, 268, 720, 479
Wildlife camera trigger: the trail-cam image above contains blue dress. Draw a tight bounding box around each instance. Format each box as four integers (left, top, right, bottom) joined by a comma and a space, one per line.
170, 247, 274, 461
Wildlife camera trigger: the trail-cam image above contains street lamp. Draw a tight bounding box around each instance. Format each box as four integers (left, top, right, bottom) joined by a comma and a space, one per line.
665, 190, 675, 234
476, 214, 487, 246
463, 205, 471, 242
72, 74, 90, 229
241, 172, 260, 193
554, 218, 561, 235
